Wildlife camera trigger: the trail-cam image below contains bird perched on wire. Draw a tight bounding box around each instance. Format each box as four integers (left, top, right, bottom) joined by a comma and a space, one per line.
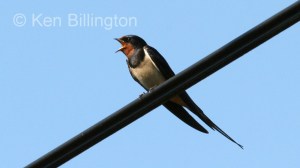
115, 35, 243, 148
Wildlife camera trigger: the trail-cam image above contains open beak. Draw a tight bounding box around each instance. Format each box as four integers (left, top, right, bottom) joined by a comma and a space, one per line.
114, 38, 126, 53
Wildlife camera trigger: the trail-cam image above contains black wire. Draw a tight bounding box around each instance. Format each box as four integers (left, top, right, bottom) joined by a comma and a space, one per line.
25, 1, 300, 168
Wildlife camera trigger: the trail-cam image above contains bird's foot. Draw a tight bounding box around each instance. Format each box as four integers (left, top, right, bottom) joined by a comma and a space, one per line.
148, 86, 157, 92
139, 92, 147, 99
139, 86, 158, 99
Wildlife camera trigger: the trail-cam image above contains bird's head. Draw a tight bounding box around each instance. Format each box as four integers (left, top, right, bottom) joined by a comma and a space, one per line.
115, 35, 147, 58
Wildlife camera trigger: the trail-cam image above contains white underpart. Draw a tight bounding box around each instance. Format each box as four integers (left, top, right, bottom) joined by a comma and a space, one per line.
129, 49, 166, 90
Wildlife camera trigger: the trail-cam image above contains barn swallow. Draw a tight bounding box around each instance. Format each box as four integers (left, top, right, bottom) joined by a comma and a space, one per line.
115, 35, 243, 148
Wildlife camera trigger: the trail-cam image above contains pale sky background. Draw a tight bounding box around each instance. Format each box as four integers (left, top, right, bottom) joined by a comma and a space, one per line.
1, 1, 300, 167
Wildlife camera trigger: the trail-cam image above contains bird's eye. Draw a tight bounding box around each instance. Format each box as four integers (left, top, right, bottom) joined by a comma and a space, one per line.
121, 36, 131, 43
